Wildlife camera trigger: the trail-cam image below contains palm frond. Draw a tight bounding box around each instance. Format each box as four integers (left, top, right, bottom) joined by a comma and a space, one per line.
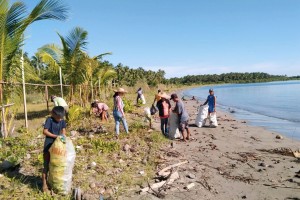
25, 0, 68, 23
5, 1, 26, 37
93, 52, 112, 61
64, 27, 88, 55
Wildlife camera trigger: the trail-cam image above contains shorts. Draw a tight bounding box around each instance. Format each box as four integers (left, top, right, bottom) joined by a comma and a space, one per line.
179, 120, 189, 132
43, 151, 50, 173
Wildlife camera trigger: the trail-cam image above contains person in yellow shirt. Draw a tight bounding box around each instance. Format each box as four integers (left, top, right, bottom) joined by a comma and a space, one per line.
153, 89, 162, 105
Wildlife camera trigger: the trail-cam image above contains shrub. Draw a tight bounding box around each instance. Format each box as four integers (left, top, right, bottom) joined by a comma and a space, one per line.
92, 139, 120, 153
68, 105, 85, 124
123, 98, 134, 113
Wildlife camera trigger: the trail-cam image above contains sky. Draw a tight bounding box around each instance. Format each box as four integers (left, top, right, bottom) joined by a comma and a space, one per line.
23, 0, 300, 78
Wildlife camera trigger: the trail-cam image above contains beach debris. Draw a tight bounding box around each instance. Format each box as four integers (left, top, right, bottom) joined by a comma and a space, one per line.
88, 133, 94, 139
139, 171, 145, 175
88, 161, 97, 169
292, 150, 300, 158
250, 136, 261, 142
258, 162, 267, 167
89, 182, 96, 189
166, 150, 182, 158
196, 178, 218, 194
242, 195, 247, 199
184, 183, 195, 190
70, 130, 78, 137
76, 145, 82, 150
142, 158, 148, 165
158, 161, 188, 176
187, 173, 196, 179
258, 148, 294, 157
26, 153, 31, 160
123, 144, 131, 152
275, 135, 283, 139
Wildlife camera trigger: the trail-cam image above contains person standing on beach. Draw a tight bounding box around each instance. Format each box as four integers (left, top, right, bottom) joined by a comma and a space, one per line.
51, 95, 69, 120
113, 88, 129, 138
156, 93, 171, 136
153, 89, 162, 105
170, 93, 190, 141
136, 87, 143, 104
201, 89, 216, 114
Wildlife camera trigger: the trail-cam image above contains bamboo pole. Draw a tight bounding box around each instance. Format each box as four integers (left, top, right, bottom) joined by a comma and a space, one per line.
0, 81, 70, 87
91, 79, 94, 101
1, 104, 7, 138
98, 77, 101, 100
21, 52, 28, 129
79, 85, 83, 107
45, 85, 49, 112
59, 66, 63, 98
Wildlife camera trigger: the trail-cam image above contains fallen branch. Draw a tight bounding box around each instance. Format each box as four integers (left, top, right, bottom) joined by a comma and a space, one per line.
196, 179, 218, 194
142, 180, 166, 193
158, 161, 188, 176
263, 184, 300, 190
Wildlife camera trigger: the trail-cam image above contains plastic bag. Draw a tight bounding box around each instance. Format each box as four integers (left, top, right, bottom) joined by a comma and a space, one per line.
195, 105, 208, 127
168, 112, 181, 139
150, 104, 157, 115
49, 136, 76, 195
144, 107, 152, 122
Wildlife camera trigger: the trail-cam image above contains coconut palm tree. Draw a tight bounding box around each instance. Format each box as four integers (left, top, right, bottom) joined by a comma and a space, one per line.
39, 27, 115, 102
0, 0, 68, 103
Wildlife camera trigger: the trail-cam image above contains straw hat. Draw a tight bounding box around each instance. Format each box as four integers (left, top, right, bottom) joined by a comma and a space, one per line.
113, 88, 127, 93
159, 92, 170, 99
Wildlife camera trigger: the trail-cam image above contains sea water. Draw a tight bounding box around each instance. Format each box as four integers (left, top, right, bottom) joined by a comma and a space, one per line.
183, 80, 300, 140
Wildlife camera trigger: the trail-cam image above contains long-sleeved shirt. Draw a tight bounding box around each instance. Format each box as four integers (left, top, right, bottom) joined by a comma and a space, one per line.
53, 97, 68, 107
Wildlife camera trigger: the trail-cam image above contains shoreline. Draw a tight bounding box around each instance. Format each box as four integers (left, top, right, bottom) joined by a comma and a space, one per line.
128, 97, 300, 200
180, 84, 300, 141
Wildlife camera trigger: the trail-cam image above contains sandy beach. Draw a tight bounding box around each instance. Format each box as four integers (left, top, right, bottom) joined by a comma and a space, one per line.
125, 98, 300, 200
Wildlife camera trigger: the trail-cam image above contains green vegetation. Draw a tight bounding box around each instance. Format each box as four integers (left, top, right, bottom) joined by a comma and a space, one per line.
168, 72, 299, 85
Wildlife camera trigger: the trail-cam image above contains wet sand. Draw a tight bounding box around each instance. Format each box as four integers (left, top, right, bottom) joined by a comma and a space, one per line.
126, 98, 300, 200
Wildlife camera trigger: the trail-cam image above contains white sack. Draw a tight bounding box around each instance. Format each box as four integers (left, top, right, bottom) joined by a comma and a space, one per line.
209, 112, 218, 128
168, 112, 181, 139
141, 94, 146, 104
195, 105, 208, 127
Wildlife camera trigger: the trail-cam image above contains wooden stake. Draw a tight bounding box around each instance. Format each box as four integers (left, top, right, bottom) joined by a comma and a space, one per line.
21, 51, 28, 128
1, 105, 6, 138
59, 66, 63, 98
45, 85, 49, 112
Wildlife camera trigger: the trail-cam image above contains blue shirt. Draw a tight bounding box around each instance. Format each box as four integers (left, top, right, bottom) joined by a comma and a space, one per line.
43, 117, 66, 152
207, 95, 215, 112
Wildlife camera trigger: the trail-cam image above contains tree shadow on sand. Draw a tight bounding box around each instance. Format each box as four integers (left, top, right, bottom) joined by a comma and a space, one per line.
3, 166, 43, 192
15, 110, 49, 121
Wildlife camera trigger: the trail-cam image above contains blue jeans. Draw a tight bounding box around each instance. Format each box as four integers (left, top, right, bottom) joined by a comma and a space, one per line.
113, 110, 129, 135
160, 118, 169, 136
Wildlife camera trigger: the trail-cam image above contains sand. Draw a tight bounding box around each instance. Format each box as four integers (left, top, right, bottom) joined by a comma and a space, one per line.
125, 98, 300, 200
